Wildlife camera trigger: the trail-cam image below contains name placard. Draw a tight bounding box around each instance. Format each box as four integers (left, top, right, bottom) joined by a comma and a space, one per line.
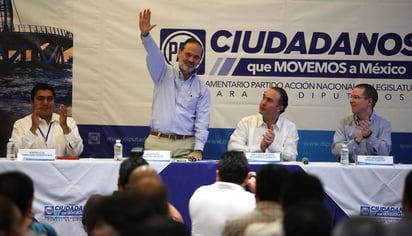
245, 152, 281, 163
143, 150, 171, 162
18, 149, 56, 161
356, 155, 394, 166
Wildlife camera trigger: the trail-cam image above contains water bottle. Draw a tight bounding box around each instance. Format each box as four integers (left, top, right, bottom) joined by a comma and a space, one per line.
340, 143, 349, 166
6, 138, 16, 160
113, 139, 123, 161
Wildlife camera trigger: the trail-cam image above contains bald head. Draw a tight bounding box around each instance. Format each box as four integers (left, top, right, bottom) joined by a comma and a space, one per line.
129, 175, 169, 215
128, 165, 159, 187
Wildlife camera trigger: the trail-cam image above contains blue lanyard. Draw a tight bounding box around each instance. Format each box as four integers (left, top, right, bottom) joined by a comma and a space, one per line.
38, 122, 54, 142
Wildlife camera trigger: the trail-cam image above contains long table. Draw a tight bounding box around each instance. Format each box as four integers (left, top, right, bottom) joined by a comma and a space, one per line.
0, 159, 410, 236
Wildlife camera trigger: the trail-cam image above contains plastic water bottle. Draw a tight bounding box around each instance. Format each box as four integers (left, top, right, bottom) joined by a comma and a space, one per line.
6, 138, 16, 160
340, 143, 349, 166
113, 139, 123, 161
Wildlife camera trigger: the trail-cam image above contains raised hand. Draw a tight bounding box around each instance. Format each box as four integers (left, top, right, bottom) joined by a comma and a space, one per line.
359, 119, 371, 138
139, 9, 157, 36
59, 104, 71, 134
30, 109, 41, 134
260, 124, 275, 151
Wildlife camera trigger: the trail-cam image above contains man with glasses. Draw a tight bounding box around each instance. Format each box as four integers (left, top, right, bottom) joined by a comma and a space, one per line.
228, 87, 298, 161
331, 83, 391, 162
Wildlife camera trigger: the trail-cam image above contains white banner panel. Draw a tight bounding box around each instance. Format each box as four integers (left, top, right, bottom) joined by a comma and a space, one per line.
1, 0, 411, 162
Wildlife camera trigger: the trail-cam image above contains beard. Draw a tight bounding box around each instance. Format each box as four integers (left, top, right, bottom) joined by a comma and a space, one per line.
180, 61, 196, 74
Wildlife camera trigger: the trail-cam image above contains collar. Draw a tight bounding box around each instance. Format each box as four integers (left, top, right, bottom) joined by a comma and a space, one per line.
177, 67, 197, 81
353, 110, 376, 125
257, 113, 282, 130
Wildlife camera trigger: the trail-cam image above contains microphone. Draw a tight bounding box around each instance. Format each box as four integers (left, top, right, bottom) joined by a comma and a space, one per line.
302, 157, 309, 165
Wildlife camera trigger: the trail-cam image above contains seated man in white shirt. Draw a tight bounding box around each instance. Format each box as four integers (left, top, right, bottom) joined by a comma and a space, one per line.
227, 87, 298, 161
189, 151, 256, 236
11, 82, 83, 157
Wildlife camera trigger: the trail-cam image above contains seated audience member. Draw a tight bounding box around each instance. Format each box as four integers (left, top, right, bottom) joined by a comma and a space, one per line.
116, 156, 148, 192
137, 215, 190, 236
129, 174, 169, 216
189, 151, 256, 236
11, 82, 83, 157
227, 87, 298, 161
0, 171, 57, 236
127, 164, 184, 223
245, 172, 326, 236
0, 195, 23, 236
387, 170, 412, 236
88, 192, 156, 236
331, 83, 391, 162
284, 201, 332, 236
333, 216, 388, 236
222, 164, 290, 236
82, 194, 104, 235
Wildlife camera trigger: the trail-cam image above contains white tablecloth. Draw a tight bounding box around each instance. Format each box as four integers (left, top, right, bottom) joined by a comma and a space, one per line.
0, 159, 410, 235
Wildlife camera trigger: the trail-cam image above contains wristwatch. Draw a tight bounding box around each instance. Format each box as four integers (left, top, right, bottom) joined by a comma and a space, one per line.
363, 131, 372, 139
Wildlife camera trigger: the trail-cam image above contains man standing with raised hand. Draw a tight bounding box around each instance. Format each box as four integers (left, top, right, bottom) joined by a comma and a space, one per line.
228, 87, 298, 161
139, 9, 211, 160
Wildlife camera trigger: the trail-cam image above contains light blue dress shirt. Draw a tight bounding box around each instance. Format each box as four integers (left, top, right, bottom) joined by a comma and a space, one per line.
141, 34, 211, 151
332, 111, 391, 160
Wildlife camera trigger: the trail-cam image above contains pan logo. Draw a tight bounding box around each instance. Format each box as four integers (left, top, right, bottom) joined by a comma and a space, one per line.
88, 132, 100, 145
160, 29, 206, 74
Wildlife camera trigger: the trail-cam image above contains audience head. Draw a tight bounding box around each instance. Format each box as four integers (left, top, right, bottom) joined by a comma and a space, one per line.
127, 164, 184, 224
284, 200, 332, 236
0, 195, 23, 236
0, 171, 34, 216
129, 176, 169, 215
281, 172, 325, 210
117, 156, 148, 191
128, 164, 159, 186
402, 170, 412, 213
88, 192, 156, 236
137, 215, 190, 236
256, 164, 290, 202
333, 216, 388, 236
82, 194, 104, 235
217, 151, 249, 185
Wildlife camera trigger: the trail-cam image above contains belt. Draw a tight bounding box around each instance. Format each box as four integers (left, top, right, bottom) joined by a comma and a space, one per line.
150, 131, 194, 140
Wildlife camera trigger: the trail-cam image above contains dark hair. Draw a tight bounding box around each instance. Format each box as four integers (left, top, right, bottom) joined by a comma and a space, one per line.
0, 171, 34, 215
31, 83, 56, 101
256, 164, 290, 202
354, 84, 378, 108
89, 193, 156, 236
333, 216, 388, 236
218, 151, 249, 185
281, 172, 325, 210
82, 194, 104, 233
270, 87, 288, 114
180, 37, 203, 58
0, 195, 19, 234
137, 215, 190, 236
284, 201, 332, 236
404, 170, 412, 207
118, 156, 148, 188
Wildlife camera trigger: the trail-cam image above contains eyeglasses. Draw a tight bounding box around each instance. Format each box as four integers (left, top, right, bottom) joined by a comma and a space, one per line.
349, 95, 368, 100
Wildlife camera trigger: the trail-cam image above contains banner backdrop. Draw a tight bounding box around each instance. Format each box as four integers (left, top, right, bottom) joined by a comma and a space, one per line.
2, 0, 412, 163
